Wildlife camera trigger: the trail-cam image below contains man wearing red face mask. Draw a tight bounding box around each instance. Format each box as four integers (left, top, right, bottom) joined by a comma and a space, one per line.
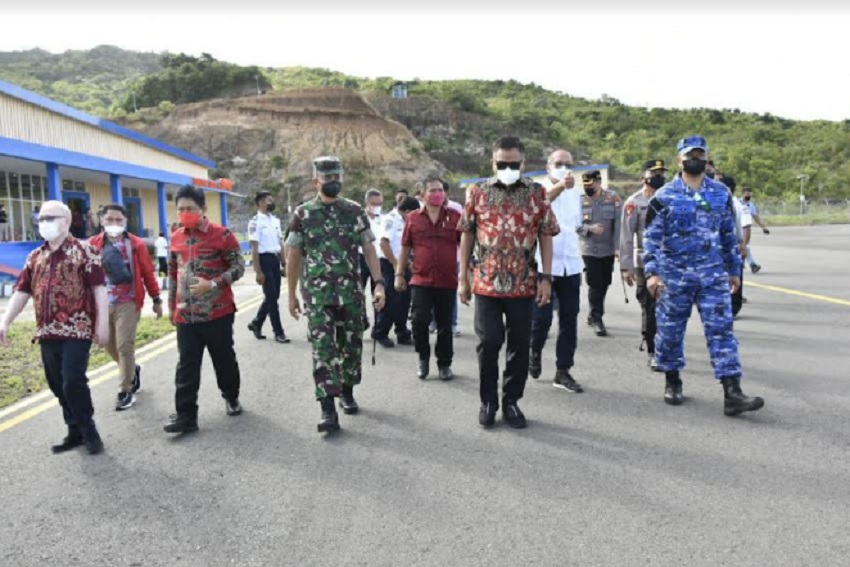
396, 175, 462, 381
164, 185, 246, 434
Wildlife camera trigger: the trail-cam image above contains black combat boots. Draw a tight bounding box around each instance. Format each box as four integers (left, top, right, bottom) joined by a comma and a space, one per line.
664, 371, 684, 406
339, 385, 359, 415
318, 397, 340, 433
721, 377, 765, 416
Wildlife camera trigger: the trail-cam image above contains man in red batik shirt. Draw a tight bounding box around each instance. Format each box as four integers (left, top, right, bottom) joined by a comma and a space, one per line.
459, 137, 559, 429
1, 200, 109, 455
163, 185, 246, 435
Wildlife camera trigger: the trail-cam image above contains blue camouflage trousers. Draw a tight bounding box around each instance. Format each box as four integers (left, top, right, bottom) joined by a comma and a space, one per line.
655, 269, 742, 380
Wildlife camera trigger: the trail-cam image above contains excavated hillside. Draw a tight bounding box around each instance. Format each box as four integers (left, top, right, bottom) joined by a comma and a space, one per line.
127, 88, 446, 218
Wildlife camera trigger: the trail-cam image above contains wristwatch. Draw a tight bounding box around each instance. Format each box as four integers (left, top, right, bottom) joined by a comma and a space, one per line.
539, 274, 552, 283
152, 297, 163, 305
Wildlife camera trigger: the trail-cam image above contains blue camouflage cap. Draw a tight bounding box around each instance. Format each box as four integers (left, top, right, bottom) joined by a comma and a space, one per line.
677, 135, 708, 155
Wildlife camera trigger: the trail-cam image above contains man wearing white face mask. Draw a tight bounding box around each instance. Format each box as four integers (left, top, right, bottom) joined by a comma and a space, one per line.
90, 204, 162, 410
529, 150, 585, 393
1, 200, 109, 455
359, 188, 384, 330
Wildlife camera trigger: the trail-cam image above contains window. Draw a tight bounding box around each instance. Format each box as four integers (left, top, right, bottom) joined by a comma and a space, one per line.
62, 179, 73, 191
1, 169, 56, 241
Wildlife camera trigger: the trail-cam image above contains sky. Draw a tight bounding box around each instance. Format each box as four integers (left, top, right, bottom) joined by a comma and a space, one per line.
3, 3, 850, 121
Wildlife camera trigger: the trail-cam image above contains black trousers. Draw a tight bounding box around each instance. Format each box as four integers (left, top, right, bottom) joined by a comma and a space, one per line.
175, 314, 241, 419
531, 274, 581, 370
474, 295, 534, 405
254, 253, 284, 336
373, 258, 411, 340
40, 339, 96, 436
411, 285, 456, 367
583, 255, 615, 321
635, 268, 658, 352
732, 265, 744, 316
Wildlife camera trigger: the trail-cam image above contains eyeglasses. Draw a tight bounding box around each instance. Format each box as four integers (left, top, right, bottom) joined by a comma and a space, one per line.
553, 162, 574, 168
495, 161, 522, 170
38, 215, 62, 222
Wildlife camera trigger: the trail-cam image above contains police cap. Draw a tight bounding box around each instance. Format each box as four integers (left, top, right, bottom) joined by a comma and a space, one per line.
642, 159, 667, 172
677, 135, 708, 155
582, 170, 602, 185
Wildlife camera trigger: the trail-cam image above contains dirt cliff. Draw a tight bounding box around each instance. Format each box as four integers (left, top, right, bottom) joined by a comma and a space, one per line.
126, 88, 446, 217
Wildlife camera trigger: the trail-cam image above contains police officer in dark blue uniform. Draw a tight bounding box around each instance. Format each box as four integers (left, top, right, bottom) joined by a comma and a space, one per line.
643, 136, 764, 416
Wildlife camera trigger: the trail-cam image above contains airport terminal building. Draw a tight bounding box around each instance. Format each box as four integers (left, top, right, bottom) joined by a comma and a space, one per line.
0, 79, 240, 281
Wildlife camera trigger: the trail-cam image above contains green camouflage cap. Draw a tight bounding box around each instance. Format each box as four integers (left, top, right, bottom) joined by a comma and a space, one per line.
313, 156, 344, 176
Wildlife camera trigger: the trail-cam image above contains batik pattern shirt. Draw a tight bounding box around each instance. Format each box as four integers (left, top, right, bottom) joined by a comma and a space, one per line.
460, 177, 560, 299
15, 236, 106, 342
168, 219, 245, 324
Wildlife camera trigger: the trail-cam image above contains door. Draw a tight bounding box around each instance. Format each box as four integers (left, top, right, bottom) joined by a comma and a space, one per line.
62, 191, 91, 239
124, 197, 144, 236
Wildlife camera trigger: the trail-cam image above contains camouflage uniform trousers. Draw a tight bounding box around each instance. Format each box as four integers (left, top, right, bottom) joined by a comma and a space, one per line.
307, 301, 365, 399
654, 267, 742, 380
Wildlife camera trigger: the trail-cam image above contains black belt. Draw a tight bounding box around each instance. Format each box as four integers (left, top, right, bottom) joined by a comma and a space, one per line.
259, 252, 280, 256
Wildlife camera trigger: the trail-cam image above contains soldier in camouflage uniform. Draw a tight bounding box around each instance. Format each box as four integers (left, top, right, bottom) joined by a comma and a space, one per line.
643, 136, 764, 416
286, 156, 386, 433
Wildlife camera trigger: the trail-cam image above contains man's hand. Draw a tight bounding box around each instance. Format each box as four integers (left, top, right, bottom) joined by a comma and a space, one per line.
169, 310, 176, 327
281, 263, 287, 278
188, 278, 213, 297
289, 295, 301, 320
740, 244, 748, 260
373, 283, 387, 311
152, 302, 163, 319
94, 323, 109, 346
647, 275, 666, 298
554, 173, 575, 191
394, 274, 407, 292
255, 271, 265, 286
623, 270, 636, 287
763, 228, 770, 235
0, 322, 9, 347
588, 224, 604, 236
459, 278, 472, 306
536, 279, 552, 307
729, 276, 741, 294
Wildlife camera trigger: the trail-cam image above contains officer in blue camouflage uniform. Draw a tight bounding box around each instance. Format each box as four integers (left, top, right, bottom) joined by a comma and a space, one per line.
286, 156, 386, 433
643, 136, 764, 416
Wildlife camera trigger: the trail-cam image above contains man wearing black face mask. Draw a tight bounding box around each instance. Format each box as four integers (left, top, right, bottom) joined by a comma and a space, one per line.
578, 170, 622, 337
643, 135, 764, 417
248, 191, 289, 343
286, 156, 386, 433
620, 160, 667, 370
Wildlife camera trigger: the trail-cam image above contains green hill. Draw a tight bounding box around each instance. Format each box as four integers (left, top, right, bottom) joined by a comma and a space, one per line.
2, 47, 849, 202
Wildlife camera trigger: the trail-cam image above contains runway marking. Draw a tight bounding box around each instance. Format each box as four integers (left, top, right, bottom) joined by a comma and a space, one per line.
747, 282, 850, 307
0, 293, 265, 433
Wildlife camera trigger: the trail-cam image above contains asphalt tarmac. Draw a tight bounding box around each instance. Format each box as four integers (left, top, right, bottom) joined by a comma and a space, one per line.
0, 225, 848, 566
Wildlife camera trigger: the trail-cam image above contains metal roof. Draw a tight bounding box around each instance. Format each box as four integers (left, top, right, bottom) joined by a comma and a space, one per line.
0, 79, 216, 169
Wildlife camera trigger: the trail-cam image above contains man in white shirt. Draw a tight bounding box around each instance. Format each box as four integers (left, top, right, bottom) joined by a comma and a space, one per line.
373, 196, 420, 348
155, 231, 169, 290
247, 191, 289, 343
530, 150, 584, 393
360, 189, 384, 330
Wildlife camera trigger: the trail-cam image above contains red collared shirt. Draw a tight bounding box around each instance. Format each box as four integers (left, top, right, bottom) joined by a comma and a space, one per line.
168, 219, 245, 324
15, 236, 106, 342
402, 206, 462, 289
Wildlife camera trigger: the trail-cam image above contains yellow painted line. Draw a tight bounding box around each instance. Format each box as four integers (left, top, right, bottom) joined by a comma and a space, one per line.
747, 282, 850, 307
0, 293, 265, 432
0, 339, 176, 434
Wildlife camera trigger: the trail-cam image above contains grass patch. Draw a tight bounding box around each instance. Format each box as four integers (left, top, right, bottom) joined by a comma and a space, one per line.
0, 317, 174, 409
765, 212, 850, 226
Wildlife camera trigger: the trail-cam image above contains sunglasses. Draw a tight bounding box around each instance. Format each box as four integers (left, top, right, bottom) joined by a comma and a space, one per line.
495, 161, 522, 170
